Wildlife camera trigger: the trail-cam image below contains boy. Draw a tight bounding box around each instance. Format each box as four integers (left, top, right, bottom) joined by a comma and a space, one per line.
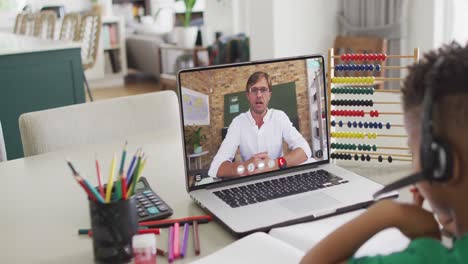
301, 42, 468, 263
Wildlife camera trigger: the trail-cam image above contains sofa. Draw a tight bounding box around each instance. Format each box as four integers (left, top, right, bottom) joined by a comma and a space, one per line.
126, 32, 168, 80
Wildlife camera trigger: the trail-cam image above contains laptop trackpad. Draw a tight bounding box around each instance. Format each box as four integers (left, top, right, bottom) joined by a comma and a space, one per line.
278, 192, 340, 215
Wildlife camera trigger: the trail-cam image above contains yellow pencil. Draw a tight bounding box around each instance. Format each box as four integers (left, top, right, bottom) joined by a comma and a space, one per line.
105, 153, 117, 203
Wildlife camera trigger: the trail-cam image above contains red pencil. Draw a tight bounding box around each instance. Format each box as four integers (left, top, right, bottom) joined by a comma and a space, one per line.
87, 228, 160, 237
139, 215, 212, 227
193, 220, 200, 255
121, 171, 127, 200
95, 156, 105, 198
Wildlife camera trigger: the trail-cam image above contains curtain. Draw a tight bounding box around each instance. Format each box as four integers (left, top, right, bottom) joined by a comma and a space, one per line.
338, 0, 408, 89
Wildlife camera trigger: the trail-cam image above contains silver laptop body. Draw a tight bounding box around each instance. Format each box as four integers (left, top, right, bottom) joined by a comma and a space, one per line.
177, 55, 391, 236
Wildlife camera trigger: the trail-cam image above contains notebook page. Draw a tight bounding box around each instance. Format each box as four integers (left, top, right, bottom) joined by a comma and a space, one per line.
269, 209, 410, 258
189, 232, 304, 264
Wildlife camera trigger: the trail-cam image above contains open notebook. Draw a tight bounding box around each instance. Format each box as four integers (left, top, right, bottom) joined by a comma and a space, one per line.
190, 210, 410, 264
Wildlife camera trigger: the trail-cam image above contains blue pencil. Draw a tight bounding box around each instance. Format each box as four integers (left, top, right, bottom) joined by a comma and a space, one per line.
82, 177, 105, 203
126, 149, 139, 186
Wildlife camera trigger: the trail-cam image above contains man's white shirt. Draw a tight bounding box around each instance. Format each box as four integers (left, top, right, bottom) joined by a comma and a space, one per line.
208, 109, 312, 177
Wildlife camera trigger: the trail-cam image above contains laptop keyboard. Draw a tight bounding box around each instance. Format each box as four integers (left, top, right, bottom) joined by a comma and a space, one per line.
213, 169, 349, 208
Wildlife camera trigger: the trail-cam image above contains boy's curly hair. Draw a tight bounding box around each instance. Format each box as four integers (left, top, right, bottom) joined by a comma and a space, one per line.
402, 42, 468, 110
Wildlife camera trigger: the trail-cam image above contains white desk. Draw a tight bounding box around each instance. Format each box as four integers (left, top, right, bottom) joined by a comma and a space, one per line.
0, 32, 79, 55
187, 150, 209, 170
0, 130, 412, 263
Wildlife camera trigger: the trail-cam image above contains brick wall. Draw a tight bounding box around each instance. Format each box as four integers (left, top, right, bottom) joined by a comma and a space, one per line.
180, 60, 312, 170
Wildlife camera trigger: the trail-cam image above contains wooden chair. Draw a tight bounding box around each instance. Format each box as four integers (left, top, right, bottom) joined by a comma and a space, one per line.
59, 12, 81, 41
18, 13, 37, 36
76, 12, 102, 101
33, 11, 57, 39
333, 35, 387, 89
13, 12, 27, 34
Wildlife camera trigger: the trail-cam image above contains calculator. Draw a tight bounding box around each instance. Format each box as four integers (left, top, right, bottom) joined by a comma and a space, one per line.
134, 177, 173, 222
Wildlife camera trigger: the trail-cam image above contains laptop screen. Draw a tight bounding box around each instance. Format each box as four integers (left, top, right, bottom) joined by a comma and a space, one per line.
178, 55, 329, 189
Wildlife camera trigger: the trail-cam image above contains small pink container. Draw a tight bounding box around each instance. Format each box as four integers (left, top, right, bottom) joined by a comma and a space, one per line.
133, 234, 157, 264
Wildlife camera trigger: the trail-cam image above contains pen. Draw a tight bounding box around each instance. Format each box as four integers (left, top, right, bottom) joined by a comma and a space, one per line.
139, 215, 212, 227
193, 220, 200, 255
181, 222, 189, 257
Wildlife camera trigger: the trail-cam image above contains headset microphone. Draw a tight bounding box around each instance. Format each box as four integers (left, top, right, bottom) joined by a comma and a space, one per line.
373, 173, 424, 199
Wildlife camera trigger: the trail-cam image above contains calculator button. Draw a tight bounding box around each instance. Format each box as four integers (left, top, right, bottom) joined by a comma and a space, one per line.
140, 200, 150, 205
157, 205, 169, 212
146, 195, 157, 200
136, 195, 145, 200
147, 207, 160, 215
143, 190, 152, 195
143, 203, 153, 208
152, 201, 162, 205
137, 208, 144, 212
138, 211, 149, 217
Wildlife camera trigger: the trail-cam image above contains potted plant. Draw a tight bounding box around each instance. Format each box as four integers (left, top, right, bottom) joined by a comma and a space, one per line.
189, 127, 206, 154
174, 0, 198, 48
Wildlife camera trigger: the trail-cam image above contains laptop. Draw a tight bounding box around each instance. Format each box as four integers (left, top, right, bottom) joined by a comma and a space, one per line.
177, 54, 394, 236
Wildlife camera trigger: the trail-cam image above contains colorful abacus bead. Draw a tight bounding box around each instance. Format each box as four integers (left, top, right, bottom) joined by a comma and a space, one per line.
388, 156, 393, 163
372, 145, 377, 151
375, 64, 382, 72
378, 155, 383, 162
386, 122, 391, 129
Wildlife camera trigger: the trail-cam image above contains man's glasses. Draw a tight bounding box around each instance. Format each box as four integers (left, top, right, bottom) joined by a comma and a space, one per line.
249, 87, 270, 94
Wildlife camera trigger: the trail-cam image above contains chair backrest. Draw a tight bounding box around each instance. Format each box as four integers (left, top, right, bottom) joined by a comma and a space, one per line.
333, 35, 388, 89
77, 12, 102, 70
0, 121, 7, 162
34, 11, 57, 40
19, 13, 37, 36
13, 12, 26, 34
59, 12, 81, 41
19, 91, 181, 157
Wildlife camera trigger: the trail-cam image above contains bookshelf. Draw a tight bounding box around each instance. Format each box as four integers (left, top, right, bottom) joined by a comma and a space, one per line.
86, 16, 128, 89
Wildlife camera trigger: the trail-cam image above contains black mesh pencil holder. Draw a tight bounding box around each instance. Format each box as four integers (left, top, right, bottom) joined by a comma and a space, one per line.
89, 196, 138, 263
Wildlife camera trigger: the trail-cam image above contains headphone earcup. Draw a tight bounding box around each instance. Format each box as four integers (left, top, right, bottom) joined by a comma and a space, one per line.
428, 138, 453, 182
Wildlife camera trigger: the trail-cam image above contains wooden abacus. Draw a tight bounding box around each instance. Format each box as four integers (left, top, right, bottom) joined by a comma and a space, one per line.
327, 48, 419, 163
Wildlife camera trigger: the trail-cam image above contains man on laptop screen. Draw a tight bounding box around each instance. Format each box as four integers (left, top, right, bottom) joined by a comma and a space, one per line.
179, 57, 327, 187
208, 71, 312, 178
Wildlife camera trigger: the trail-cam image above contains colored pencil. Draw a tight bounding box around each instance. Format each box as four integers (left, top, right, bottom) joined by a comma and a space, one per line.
114, 142, 127, 200
105, 154, 117, 203
142, 218, 211, 229
95, 155, 105, 198
67, 160, 103, 203
173, 222, 180, 258
193, 220, 200, 255
121, 171, 127, 200
86, 228, 160, 237
126, 149, 140, 186
181, 222, 189, 257
139, 215, 213, 227
82, 177, 105, 203
168, 226, 174, 263
78, 226, 149, 235
128, 153, 142, 197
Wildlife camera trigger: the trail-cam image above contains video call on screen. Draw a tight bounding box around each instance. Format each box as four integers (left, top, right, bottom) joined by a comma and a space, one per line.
179, 57, 328, 187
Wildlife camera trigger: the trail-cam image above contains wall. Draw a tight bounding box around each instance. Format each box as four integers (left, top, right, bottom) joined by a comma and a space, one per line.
179, 60, 312, 170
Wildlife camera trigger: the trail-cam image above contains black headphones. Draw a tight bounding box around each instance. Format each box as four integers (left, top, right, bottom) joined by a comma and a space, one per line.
373, 57, 453, 198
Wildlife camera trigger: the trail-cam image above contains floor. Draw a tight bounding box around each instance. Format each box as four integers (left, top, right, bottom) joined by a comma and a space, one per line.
87, 73, 168, 102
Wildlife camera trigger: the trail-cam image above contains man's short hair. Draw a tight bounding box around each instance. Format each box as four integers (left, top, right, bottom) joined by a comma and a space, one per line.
402, 42, 468, 154
245, 71, 272, 92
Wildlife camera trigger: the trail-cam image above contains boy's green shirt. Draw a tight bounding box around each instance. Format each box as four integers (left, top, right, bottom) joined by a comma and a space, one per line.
349, 234, 468, 264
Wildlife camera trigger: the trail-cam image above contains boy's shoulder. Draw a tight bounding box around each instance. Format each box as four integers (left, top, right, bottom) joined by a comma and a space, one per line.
348, 235, 468, 264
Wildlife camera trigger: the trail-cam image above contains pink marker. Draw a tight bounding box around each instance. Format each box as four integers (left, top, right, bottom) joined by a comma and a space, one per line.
173, 222, 180, 258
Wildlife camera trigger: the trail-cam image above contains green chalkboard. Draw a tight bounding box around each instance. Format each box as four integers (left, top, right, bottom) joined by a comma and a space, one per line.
223, 82, 299, 129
